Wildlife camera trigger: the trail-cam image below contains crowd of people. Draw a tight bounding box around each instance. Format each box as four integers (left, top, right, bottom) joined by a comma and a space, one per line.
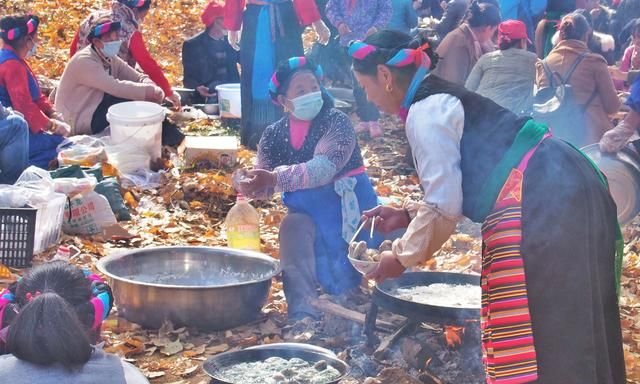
0, 0, 639, 382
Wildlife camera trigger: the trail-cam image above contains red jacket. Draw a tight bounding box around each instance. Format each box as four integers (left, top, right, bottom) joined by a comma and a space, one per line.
0, 46, 52, 133
70, 30, 173, 97
223, 0, 321, 31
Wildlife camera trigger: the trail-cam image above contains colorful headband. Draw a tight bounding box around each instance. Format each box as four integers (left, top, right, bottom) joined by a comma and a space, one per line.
0, 271, 113, 332
89, 21, 121, 39
119, 0, 151, 8
83, 270, 113, 331
0, 16, 39, 41
349, 40, 431, 122
268, 56, 324, 101
0, 289, 15, 330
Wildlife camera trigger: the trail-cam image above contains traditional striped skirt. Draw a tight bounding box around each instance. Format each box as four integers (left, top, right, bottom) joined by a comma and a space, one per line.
480, 136, 549, 383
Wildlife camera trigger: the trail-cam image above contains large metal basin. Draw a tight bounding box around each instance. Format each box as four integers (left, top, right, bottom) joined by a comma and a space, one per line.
97, 246, 280, 330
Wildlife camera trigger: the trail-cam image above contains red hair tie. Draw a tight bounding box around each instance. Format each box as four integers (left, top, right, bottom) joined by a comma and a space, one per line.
25, 291, 41, 302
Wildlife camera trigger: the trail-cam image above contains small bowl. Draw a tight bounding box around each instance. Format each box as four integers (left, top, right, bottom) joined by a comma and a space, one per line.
194, 103, 219, 115
348, 256, 379, 275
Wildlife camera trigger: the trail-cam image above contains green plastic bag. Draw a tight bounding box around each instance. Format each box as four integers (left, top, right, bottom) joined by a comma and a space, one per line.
94, 178, 131, 221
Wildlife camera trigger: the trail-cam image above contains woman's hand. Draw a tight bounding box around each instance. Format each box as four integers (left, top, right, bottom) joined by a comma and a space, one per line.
228, 30, 241, 51
365, 26, 378, 37
337, 23, 352, 36
50, 119, 71, 137
197, 85, 215, 98
145, 86, 164, 104
609, 66, 629, 82
365, 251, 406, 284
312, 20, 331, 45
361, 205, 410, 234
166, 93, 182, 111
238, 169, 277, 198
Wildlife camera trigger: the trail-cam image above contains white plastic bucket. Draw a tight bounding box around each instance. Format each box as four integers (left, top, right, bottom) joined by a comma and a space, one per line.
107, 101, 165, 163
216, 83, 241, 118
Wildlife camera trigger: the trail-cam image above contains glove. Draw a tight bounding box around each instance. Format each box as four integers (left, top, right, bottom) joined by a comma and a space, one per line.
600, 120, 636, 153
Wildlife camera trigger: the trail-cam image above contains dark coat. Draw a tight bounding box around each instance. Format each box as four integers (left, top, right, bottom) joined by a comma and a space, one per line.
181, 31, 240, 103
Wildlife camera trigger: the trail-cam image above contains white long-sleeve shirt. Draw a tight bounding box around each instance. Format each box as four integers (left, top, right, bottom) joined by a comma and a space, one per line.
393, 94, 465, 267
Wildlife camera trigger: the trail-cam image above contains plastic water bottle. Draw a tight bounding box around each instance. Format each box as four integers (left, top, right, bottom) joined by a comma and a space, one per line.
225, 194, 261, 251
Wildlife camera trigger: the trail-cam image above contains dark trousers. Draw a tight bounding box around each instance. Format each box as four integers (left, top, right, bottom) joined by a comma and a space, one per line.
91, 94, 185, 147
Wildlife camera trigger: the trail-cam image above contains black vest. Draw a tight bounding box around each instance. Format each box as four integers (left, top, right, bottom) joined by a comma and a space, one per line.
412, 75, 529, 220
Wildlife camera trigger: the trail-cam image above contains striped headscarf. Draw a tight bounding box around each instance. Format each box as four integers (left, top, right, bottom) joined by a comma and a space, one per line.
117, 0, 151, 8
268, 56, 324, 102
348, 40, 432, 121
0, 15, 39, 42
88, 21, 122, 39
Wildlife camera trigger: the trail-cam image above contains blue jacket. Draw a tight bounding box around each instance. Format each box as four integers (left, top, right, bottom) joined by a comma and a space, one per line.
388, 0, 419, 34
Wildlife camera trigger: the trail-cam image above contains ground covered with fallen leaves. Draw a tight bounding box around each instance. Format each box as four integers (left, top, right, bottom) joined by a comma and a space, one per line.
0, 0, 639, 382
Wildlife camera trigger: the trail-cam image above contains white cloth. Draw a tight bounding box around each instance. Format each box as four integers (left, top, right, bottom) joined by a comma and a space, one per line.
405, 94, 464, 216
392, 94, 465, 267
334, 177, 361, 243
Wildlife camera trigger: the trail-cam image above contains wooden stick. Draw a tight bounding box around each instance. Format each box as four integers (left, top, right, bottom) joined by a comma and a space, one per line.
370, 216, 376, 239
350, 219, 369, 244
310, 298, 396, 332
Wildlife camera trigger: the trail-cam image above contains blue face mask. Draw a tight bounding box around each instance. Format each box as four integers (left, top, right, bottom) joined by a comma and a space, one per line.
289, 91, 324, 121
101, 40, 122, 58
26, 39, 38, 58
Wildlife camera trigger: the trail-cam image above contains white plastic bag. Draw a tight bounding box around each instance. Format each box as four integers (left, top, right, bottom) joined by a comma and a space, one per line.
0, 185, 30, 208
57, 135, 107, 167
62, 191, 117, 235
120, 169, 161, 189
104, 142, 151, 174
53, 177, 97, 196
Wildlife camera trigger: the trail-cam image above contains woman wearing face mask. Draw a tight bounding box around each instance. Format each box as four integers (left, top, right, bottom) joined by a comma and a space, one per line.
432, 1, 501, 85
0, 14, 71, 170
70, 0, 181, 110
235, 57, 382, 321
351, 30, 625, 383
55, 18, 184, 147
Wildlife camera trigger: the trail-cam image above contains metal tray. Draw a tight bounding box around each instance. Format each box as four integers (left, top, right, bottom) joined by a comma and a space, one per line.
373, 272, 481, 325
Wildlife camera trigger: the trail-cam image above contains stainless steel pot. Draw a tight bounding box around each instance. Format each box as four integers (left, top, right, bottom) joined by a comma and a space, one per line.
203, 345, 349, 384
97, 246, 280, 330
582, 143, 640, 224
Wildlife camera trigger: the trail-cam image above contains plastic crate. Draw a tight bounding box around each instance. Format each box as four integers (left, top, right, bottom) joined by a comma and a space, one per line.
0, 206, 36, 267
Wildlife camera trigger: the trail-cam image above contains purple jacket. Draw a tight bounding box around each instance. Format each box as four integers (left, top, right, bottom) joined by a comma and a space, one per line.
326, 0, 393, 46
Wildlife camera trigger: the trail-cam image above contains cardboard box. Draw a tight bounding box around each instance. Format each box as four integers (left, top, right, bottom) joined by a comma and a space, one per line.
184, 136, 238, 167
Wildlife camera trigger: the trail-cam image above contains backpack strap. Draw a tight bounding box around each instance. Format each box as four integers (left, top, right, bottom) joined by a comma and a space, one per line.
562, 51, 590, 84
581, 88, 599, 112
541, 59, 562, 87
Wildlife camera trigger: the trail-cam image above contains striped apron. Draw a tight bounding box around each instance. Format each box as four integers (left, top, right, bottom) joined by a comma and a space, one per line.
480, 133, 550, 383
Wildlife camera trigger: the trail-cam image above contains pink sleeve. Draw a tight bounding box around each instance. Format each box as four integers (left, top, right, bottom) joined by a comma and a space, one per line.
620, 46, 633, 72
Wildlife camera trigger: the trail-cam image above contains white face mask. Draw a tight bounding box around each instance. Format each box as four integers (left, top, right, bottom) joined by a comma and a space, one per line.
101, 40, 122, 58
288, 91, 324, 121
